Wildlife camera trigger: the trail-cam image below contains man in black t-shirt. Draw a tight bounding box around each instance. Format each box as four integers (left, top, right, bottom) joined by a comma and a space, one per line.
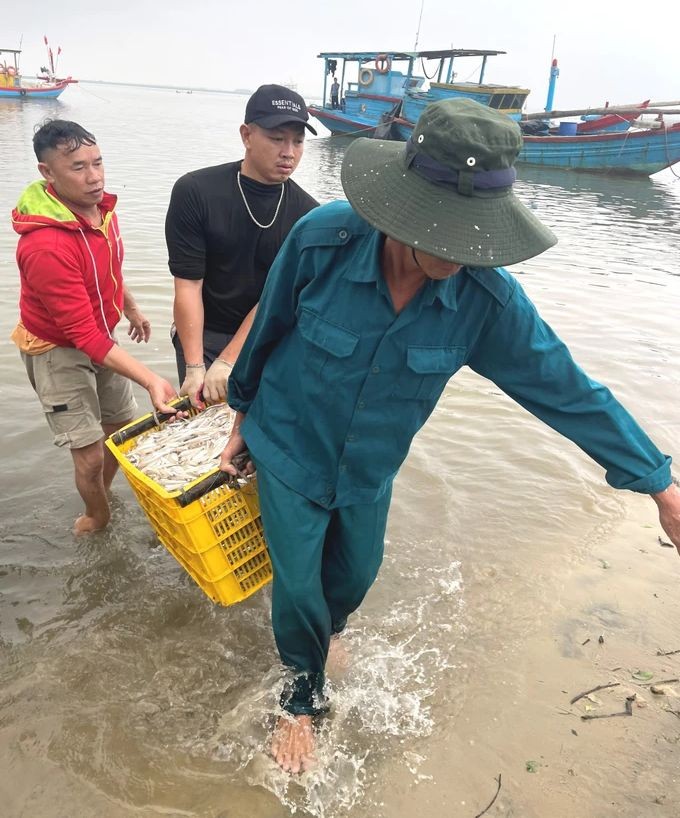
165, 84, 318, 406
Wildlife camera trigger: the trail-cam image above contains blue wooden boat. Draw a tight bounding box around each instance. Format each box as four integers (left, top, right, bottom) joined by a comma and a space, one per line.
308, 50, 680, 177
386, 112, 680, 176
308, 49, 529, 138
518, 124, 680, 176
0, 43, 77, 101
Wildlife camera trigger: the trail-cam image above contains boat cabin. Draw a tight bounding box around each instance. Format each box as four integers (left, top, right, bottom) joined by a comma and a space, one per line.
309, 49, 530, 137
0, 48, 21, 88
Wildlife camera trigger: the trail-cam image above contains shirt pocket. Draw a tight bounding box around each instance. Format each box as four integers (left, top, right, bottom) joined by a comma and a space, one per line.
394, 345, 466, 401
297, 308, 359, 377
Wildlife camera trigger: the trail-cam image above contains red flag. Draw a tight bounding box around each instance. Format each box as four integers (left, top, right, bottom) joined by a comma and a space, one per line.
57, 46, 62, 55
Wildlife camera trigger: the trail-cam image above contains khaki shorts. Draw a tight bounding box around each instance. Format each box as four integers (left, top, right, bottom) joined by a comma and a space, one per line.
21, 346, 138, 449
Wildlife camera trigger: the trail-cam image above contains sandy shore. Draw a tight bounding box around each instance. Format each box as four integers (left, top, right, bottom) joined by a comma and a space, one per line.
370, 494, 680, 818
2, 480, 678, 818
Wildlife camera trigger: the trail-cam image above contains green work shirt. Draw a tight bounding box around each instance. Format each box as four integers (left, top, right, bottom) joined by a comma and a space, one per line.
228, 201, 671, 509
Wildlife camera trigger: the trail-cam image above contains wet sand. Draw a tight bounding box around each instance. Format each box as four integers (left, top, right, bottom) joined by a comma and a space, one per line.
1, 444, 679, 818
371, 494, 680, 818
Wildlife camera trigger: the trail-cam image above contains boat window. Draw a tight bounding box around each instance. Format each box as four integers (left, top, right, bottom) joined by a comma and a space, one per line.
489, 93, 528, 110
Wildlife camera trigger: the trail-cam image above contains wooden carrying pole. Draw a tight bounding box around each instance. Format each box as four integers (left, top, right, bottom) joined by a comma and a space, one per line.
523, 104, 680, 120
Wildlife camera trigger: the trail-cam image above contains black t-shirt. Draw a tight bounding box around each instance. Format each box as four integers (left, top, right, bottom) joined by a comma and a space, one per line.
165, 160, 318, 333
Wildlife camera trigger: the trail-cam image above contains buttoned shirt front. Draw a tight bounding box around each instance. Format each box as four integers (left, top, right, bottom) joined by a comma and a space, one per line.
228, 201, 671, 509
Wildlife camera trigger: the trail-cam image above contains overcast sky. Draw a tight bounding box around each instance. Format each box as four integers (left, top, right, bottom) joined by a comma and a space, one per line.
4, 0, 679, 111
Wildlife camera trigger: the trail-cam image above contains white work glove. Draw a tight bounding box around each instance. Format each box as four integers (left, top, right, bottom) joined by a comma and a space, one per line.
202, 358, 233, 405
179, 364, 206, 408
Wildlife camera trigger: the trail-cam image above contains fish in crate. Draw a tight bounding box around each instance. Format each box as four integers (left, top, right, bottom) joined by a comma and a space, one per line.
105, 398, 272, 605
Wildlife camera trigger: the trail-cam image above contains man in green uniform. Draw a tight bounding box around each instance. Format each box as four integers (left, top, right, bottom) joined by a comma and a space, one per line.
220, 99, 680, 772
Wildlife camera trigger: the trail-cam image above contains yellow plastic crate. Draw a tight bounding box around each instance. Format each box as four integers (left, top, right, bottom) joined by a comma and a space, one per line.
105, 398, 272, 605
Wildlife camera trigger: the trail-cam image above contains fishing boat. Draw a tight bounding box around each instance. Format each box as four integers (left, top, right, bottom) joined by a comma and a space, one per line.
308, 50, 680, 177
391, 103, 680, 176
516, 59, 680, 175
307, 49, 530, 138
517, 123, 680, 176
0, 39, 77, 100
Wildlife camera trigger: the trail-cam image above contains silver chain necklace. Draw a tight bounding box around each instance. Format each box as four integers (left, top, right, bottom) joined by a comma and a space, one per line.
237, 171, 285, 229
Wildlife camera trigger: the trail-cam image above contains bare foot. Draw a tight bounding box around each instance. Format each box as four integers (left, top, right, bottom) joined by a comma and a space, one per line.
73, 513, 109, 535
270, 714, 316, 774
326, 633, 351, 676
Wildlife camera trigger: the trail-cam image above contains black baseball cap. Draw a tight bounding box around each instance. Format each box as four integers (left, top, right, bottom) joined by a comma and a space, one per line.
244, 84, 317, 135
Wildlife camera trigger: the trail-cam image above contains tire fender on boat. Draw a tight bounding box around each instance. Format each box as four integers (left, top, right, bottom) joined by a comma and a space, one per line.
359, 67, 374, 86
375, 55, 391, 74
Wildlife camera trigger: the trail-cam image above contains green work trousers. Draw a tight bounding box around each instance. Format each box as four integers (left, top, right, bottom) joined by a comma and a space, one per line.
254, 458, 392, 715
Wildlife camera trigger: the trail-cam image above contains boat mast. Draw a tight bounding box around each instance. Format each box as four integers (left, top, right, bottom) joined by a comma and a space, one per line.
413, 0, 425, 50
479, 56, 488, 84
544, 36, 559, 112
323, 58, 329, 110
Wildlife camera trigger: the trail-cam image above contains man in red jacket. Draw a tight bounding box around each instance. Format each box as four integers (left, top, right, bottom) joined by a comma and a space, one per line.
12, 119, 179, 534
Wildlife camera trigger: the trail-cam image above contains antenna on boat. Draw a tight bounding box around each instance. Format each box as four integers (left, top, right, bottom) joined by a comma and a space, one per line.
413, 0, 425, 50
545, 35, 559, 112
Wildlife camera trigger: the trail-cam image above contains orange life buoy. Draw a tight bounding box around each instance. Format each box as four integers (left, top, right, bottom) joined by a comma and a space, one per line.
375, 54, 391, 74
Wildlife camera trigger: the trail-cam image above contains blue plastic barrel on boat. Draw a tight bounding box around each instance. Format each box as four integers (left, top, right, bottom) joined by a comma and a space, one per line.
558, 121, 578, 135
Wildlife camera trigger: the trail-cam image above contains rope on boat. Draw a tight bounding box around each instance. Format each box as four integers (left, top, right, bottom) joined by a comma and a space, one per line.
327, 116, 401, 139
612, 127, 632, 168
663, 126, 680, 178
420, 58, 440, 80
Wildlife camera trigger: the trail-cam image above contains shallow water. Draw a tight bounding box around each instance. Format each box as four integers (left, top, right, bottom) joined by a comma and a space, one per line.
1, 84, 679, 817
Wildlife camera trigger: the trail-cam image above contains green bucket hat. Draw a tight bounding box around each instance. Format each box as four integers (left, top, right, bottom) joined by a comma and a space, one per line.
341, 98, 557, 267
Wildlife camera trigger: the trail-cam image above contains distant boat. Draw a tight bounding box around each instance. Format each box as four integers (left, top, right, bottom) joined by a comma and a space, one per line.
307, 49, 529, 138
513, 59, 680, 175
0, 39, 77, 100
517, 124, 680, 176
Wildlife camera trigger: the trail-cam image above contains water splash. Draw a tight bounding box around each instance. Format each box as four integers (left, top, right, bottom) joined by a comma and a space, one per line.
207, 556, 463, 816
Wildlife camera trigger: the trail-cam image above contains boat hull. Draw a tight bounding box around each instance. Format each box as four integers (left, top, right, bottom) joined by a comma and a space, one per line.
0, 79, 74, 100
309, 108, 377, 135
310, 109, 680, 177
519, 124, 680, 176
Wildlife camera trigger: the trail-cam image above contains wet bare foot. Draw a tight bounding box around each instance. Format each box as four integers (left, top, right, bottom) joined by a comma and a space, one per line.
326, 633, 351, 676
270, 714, 316, 774
73, 513, 109, 535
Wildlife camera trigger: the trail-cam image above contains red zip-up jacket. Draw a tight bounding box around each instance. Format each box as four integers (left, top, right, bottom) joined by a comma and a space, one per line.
12, 181, 124, 364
